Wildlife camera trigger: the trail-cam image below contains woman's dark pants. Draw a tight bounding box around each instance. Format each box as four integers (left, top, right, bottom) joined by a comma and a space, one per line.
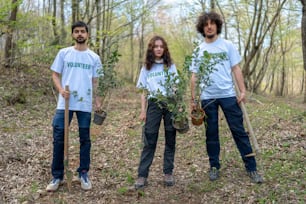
137, 100, 177, 178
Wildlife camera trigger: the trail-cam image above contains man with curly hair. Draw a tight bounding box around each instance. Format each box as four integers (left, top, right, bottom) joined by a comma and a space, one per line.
190, 11, 263, 183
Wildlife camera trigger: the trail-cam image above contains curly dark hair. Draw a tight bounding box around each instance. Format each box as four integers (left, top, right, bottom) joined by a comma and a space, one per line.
145, 35, 172, 70
196, 11, 223, 37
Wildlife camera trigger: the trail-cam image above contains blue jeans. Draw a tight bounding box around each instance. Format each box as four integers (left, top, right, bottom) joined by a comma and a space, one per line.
137, 100, 177, 178
51, 110, 91, 179
201, 97, 257, 172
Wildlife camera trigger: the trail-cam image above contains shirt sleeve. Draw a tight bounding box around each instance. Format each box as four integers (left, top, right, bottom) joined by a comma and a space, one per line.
189, 47, 200, 73
170, 64, 178, 74
228, 42, 241, 68
50, 49, 65, 73
93, 56, 103, 78
136, 67, 147, 89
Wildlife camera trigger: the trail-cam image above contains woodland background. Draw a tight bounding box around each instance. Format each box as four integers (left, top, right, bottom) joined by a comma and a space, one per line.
1, 0, 306, 99
0, 0, 305, 203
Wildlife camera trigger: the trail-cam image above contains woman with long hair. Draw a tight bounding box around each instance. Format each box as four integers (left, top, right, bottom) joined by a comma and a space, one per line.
135, 35, 178, 189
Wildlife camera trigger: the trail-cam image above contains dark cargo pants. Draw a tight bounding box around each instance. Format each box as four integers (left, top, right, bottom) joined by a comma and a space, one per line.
137, 100, 177, 178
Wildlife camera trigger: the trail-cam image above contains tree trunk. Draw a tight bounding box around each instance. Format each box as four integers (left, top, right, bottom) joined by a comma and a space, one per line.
304, 70, 306, 103
279, 23, 286, 96
4, 0, 18, 68
100, 0, 114, 61
136, 6, 145, 83
210, 0, 215, 11
300, 0, 306, 103
52, 0, 59, 44
95, 0, 101, 55
197, 0, 207, 12
303, 70, 306, 99
242, 0, 286, 90
217, 2, 228, 40
280, 55, 286, 96
129, 21, 134, 82
60, 0, 66, 44
71, 0, 79, 23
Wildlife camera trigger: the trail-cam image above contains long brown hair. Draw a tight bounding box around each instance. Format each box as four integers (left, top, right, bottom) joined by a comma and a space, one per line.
145, 35, 172, 70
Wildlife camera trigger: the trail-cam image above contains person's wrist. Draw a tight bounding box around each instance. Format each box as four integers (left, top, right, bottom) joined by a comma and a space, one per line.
59, 88, 64, 93
191, 98, 198, 104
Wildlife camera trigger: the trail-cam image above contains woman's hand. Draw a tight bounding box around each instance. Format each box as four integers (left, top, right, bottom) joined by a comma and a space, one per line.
190, 99, 198, 111
139, 110, 146, 122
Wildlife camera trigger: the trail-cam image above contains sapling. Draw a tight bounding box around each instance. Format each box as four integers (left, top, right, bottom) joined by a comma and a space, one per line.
189, 44, 227, 122
93, 50, 121, 125
152, 67, 189, 132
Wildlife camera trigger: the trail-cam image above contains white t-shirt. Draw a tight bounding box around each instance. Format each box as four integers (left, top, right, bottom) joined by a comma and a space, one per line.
136, 63, 178, 98
189, 37, 241, 100
51, 46, 102, 112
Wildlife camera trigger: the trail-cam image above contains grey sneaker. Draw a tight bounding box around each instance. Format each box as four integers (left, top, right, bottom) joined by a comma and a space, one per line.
79, 171, 92, 190
164, 174, 175, 186
134, 177, 148, 190
46, 178, 63, 192
209, 167, 219, 181
248, 171, 263, 183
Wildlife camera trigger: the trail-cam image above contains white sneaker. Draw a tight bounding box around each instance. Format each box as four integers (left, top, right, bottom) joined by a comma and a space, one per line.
79, 172, 92, 190
46, 178, 63, 192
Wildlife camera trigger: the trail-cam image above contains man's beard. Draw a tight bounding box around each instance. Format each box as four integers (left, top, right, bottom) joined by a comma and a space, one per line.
206, 34, 215, 39
75, 37, 86, 44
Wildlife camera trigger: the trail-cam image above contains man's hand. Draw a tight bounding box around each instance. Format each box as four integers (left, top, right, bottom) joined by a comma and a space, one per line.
232, 65, 247, 104
237, 92, 246, 104
95, 96, 102, 111
52, 72, 70, 99
60, 89, 70, 99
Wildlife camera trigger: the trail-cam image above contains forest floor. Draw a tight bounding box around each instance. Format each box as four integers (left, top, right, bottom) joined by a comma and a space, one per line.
0, 66, 305, 204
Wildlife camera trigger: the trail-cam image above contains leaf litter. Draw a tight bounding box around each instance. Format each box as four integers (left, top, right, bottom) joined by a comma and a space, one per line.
0, 67, 305, 203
